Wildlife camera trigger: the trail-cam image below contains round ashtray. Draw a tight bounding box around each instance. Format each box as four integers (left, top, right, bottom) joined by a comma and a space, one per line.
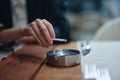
46, 49, 81, 67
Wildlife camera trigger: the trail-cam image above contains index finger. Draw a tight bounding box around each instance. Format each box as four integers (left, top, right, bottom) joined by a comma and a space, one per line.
42, 19, 55, 38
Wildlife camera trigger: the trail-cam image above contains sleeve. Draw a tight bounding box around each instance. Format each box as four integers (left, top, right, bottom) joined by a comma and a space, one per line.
43, 0, 71, 43
0, 27, 6, 31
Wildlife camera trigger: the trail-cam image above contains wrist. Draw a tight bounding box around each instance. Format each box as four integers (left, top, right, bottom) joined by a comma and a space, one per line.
19, 27, 26, 37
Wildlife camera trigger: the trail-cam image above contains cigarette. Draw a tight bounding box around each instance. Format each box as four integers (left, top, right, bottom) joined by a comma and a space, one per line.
53, 38, 67, 42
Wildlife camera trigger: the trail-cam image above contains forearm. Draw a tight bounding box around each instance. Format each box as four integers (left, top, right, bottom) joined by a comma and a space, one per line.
16, 36, 37, 43
0, 27, 24, 43
0, 19, 55, 47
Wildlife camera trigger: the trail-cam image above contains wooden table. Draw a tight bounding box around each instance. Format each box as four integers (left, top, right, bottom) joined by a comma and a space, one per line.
0, 42, 82, 80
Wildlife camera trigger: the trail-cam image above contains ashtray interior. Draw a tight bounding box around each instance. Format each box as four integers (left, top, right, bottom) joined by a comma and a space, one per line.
47, 49, 80, 57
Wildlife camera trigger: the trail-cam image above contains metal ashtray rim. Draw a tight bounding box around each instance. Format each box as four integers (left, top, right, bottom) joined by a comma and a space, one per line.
47, 49, 81, 67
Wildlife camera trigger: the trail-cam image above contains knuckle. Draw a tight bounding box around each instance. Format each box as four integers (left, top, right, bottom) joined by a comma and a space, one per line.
41, 27, 47, 32
35, 18, 41, 22
30, 22, 35, 26
29, 31, 33, 35
48, 22, 52, 26
43, 19, 52, 26
27, 27, 33, 34
23, 27, 32, 36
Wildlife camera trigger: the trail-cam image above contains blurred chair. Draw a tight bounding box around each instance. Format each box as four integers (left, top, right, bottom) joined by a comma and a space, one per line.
93, 17, 120, 41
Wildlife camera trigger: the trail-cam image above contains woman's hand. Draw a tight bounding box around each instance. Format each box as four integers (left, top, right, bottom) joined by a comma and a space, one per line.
22, 19, 55, 48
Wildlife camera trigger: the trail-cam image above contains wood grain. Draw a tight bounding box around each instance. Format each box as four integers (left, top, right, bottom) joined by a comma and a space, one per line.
34, 64, 82, 80
0, 42, 82, 80
0, 44, 52, 80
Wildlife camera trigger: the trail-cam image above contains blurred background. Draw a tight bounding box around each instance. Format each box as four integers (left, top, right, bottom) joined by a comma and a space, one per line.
61, 0, 120, 41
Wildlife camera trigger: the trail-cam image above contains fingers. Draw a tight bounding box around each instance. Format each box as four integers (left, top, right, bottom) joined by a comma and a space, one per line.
28, 22, 44, 46
35, 19, 54, 44
25, 19, 55, 48
24, 26, 42, 46
30, 22, 50, 47
42, 19, 55, 38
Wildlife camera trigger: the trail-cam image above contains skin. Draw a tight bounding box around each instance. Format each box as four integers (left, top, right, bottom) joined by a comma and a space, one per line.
0, 19, 55, 48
